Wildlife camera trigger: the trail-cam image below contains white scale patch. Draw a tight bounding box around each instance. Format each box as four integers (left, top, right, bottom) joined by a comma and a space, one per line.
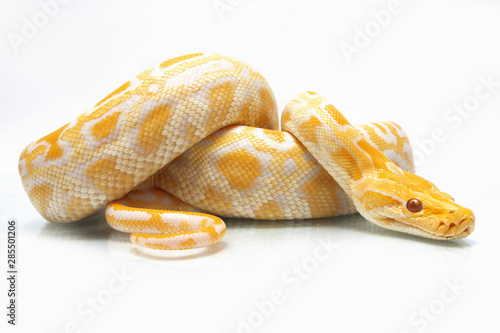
212, 223, 225, 235
385, 161, 404, 176
239, 67, 251, 79
282, 158, 299, 176
159, 212, 210, 228
403, 142, 415, 172
302, 150, 317, 162
372, 123, 398, 145
106, 205, 152, 231
383, 149, 410, 172
124, 209, 152, 222
149, 84, 160, 93
360, 186, 405, 204
31, 137, 73, 170
389, 121, 407, 138
18, 159, 27, 178
162, 59, 234, 90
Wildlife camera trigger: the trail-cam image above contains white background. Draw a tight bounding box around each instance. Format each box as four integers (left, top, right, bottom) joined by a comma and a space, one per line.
1, 0, 499, 332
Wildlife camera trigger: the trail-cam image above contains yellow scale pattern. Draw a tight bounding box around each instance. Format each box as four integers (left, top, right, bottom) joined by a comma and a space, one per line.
19, 54, 475, 250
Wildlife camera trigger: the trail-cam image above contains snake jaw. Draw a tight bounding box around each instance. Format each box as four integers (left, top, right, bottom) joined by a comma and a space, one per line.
369, 206, 475, 240
443, 213, 475, 239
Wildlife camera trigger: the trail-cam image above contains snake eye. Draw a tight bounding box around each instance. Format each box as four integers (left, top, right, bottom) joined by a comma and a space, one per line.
406, 198, 423, 212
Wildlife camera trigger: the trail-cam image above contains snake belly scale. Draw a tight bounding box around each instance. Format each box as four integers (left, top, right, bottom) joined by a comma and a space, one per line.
19, 53, 475, 250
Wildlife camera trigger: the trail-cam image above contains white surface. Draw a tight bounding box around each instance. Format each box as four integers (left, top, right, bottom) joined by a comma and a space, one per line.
1, 0, 499, 332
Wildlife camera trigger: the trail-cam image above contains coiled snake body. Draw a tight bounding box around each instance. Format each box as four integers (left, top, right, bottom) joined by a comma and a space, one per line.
19, 53, 475, 250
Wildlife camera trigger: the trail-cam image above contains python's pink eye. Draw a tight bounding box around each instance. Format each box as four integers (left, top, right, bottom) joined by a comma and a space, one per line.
406, 198, 423, 212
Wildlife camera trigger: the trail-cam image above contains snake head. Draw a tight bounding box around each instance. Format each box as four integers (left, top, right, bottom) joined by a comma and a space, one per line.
355, 164, 475, 240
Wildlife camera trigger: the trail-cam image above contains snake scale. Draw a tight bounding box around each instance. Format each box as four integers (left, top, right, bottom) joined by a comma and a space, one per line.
19, 53, 475, 250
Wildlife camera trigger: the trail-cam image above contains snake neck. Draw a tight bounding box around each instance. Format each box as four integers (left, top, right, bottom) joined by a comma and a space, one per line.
281, 91, 399, 202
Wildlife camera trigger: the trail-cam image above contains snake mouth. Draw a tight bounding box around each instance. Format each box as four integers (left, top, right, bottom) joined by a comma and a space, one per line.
374, 214, 474, 240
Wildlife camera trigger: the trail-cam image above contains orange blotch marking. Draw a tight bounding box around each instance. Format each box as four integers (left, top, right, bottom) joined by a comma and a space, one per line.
159, 53, 203, 69
199, 219, 208, 229
132, 235, 174, 250
139, 212, 192, 234
356, 138, 391, 170
236, 103, 252, 127
204, 225, 219, 238
263, 129, 286, 143
331, 146, 365, 181
91, 111, 121, 140
34, 123, 69, 161
178, 238, 196, 249
361, 188, 400, 212
46, 144, 63, 161
217, 149, 261, 191
136, 104, 172, 152
95, 81, 131, 107
84, 156, 135, 192
208, 81, 236, 113
298, 115, 323, 144
324, 104, 349, 126
179, 221, 193, 233
202, 223, 225, 244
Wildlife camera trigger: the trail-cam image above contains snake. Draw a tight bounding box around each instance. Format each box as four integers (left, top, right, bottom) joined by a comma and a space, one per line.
18, 53, 475, 250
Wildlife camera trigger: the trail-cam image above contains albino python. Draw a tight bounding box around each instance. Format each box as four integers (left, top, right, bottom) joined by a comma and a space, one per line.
19, 53, 475, 250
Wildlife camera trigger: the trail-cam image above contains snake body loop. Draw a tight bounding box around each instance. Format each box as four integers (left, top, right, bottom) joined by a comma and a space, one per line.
19, 53, 475, 250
